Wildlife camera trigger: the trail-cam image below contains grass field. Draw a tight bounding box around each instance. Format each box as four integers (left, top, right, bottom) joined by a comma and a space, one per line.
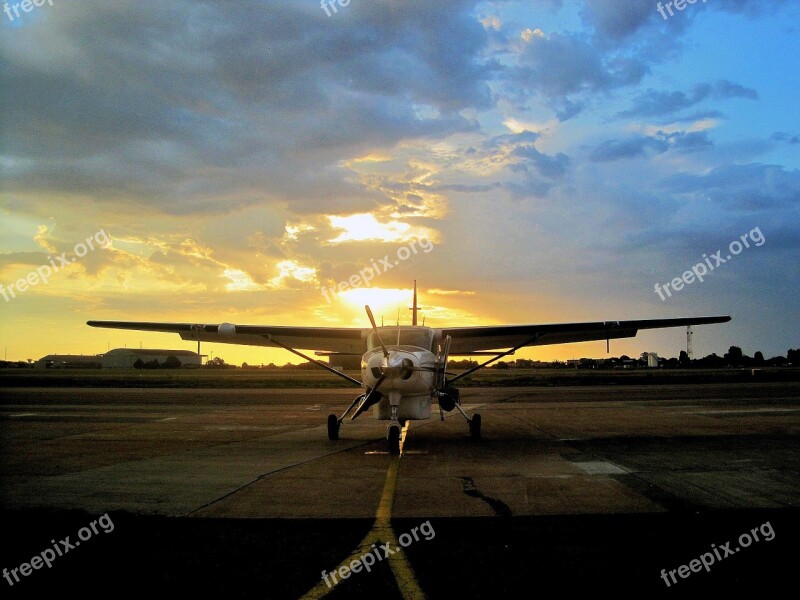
0, 367, 797, 388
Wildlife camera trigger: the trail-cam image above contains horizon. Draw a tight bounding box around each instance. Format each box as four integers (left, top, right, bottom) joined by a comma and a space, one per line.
2, 1, 798, 365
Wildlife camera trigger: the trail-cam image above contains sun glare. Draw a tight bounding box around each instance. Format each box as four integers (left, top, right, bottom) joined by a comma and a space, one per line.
339, 287, 412, 317
327, 213, 412, 243
223, 268, 262, 291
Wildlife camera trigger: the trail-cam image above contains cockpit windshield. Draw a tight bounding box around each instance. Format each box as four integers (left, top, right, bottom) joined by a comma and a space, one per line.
367, 328, 434, 352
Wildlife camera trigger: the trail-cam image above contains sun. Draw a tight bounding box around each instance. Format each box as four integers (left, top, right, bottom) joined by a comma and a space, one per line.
339, 287, 412, 320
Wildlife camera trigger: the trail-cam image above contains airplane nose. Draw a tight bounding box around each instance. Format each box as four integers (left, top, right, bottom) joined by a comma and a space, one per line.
369, 352, 415, 380
386, 354, 415, 380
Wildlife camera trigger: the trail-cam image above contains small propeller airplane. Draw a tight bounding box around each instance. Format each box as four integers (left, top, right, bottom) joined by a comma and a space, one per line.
88, 282, 730, 453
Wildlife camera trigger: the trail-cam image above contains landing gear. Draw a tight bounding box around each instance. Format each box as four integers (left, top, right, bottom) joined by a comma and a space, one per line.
453, 401, 482, 441
469, 413, 481, 440
387, 424, 401, 454
327, 414, 340, 441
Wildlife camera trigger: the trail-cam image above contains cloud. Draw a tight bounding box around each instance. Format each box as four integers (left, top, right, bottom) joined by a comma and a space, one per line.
618, 80, 758, 118
0, 0, 492, 215
515, 32, 647, 98
581, 0, 657, 41
771, 132, 800, 145
590, 131, 712, 162
511, 145, 571, 179
660, 163, 800, 211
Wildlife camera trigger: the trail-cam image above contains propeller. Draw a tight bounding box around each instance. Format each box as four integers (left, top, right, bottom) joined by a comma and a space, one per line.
351, 374, 385, 420
437, 335, 452, 389
352, 304, 390, 420
366, 305, 389, 359
435, 335, 452, 421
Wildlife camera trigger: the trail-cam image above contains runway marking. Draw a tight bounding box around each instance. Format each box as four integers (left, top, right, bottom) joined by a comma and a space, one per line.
300, 422, 425, 600
8, 413, 38, 417
366, 450, 428, 455
573, 461, 629, 475
158, 417, 176, 422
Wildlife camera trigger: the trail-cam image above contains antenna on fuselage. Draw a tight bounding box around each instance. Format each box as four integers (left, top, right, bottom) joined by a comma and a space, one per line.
409, 280, 419, 326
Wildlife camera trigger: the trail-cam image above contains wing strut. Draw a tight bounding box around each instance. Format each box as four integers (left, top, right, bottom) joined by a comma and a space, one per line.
449, 335, 539, 384
263, 335, 362, 387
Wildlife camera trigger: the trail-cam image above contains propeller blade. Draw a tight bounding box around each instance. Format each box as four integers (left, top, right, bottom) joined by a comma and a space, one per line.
436, 335, 452, 388
366, 305, 389, 358
351, 374, 386, 420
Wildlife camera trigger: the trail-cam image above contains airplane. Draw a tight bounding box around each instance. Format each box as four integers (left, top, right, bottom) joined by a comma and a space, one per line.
87, 282, 730, 454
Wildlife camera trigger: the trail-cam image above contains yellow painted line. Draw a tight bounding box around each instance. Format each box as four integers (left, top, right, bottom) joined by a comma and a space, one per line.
300, 422, 425, 600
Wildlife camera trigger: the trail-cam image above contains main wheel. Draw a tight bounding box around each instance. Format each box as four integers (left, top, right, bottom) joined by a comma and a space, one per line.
327, 414, 340, 441
387, 425, 400, 454
469, 414, 481, 440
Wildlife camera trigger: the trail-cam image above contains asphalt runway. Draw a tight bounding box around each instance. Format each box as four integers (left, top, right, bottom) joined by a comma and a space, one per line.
1, 383, 799, 596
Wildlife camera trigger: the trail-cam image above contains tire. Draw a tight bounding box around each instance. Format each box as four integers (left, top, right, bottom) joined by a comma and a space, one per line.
387, 425, 400, 454
470, 414, 481, 440
327, 414, 339, 441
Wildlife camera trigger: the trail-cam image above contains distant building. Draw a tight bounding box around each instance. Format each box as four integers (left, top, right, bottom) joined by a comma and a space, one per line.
34, 354, 103, 369
102, 348, 202, 369
328, 354, 362, 370
646, 352, 659, 368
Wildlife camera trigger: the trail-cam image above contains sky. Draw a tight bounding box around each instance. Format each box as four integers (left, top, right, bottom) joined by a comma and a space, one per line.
1, 0, 798, 366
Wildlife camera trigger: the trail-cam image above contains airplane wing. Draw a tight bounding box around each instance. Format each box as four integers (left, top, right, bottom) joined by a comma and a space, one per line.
442, 316, 731, 354
86, 321, 366, 353
87, 315, 730, 355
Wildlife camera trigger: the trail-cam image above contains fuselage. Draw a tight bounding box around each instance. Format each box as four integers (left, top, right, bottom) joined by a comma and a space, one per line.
360, 326, 438, 420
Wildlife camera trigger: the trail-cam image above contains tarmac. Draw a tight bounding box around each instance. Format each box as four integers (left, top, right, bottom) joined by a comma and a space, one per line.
1, 382, 798, 596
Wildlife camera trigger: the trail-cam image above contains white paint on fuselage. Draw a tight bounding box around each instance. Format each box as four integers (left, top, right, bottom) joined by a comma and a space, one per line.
361, 344, 438, 421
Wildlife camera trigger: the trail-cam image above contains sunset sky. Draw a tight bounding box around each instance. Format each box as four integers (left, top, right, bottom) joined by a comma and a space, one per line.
1, 0, 798, 366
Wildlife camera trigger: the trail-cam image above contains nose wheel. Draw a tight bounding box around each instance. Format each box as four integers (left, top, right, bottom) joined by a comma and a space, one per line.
387, 424, 401, 454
